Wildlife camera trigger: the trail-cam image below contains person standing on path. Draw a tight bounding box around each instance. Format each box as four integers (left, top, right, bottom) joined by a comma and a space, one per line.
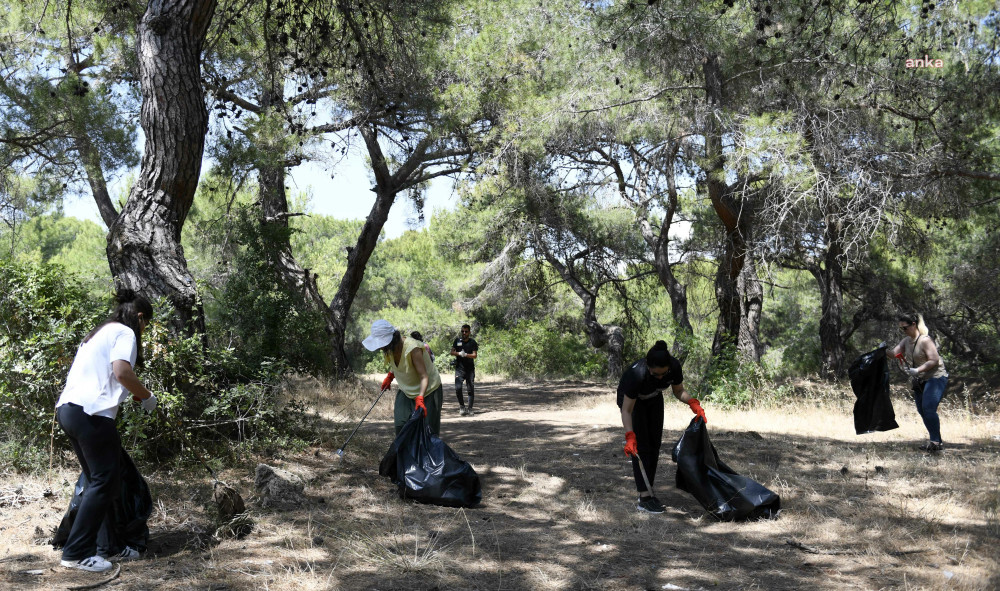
891, 312, 949, 452
450, 324, 479, 416
55, 290, 158, 572
618, 340, 707, 514
363, 320, 444, 436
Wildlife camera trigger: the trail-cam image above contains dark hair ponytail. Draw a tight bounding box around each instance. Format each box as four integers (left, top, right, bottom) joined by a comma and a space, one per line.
84, 288, 154, 368
646, 340, 672, 369
897, 311, 929, 336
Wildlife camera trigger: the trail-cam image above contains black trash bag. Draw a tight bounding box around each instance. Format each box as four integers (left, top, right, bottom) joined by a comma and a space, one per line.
379, 408, 481, 508
671, 417, 780, 521
53, 445, 152, 554
848, 344, 899, 435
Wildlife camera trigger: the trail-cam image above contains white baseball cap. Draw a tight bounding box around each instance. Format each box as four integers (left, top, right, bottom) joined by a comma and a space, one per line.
362, 319, 397, 351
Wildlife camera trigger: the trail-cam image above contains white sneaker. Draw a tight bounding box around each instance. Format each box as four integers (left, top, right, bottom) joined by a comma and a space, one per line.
108, 546, 140, 562
61, 555, 113, 572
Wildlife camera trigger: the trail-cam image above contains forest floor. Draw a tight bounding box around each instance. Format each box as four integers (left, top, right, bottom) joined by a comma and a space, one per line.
2, 374, 999, 590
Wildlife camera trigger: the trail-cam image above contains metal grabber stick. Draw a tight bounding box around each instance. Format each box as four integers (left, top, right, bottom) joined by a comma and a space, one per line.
337, 385, 390, 457
634, 453, 655, 499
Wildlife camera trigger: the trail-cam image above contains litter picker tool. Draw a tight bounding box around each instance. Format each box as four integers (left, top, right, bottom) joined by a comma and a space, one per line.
337, 383, 391, 457
635, 453, 655, 499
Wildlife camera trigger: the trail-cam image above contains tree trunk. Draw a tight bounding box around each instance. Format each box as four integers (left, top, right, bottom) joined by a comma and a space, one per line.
254, 80, 340, 358
811, 219, 846, 378
537, 242, 625, 380
637, 143, 694, 362
605, 325, 625, 380
703, 53, 761, 362
737, 256, 763, 362
703, 54, 740, 357
106, 0, 216, 334
328, 125, 398, 375
711, 233, 742, 356
257, 155, 340, 335
73, 134, 119, 228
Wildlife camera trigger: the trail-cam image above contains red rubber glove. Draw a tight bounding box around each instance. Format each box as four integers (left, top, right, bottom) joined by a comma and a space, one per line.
414, 395, 427, 417
687, 398, 707, 425
381, 372, 394, 391
623, 431, 638, 457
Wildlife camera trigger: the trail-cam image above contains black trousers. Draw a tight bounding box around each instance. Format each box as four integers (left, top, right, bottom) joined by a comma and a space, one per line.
56, 403, 121, 561
455, 365, 475, 409
630, 394, 664, 495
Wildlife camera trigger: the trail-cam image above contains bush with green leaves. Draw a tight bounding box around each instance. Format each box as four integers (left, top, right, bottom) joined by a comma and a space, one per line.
195, 205, 334, 375
0, 259, 105, 471
697, 342, 792, 408
474, 321, 605, 379
118, 307, 315, 464
0, 260, 313, 472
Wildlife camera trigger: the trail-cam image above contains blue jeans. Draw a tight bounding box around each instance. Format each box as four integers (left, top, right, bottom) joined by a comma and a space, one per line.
914, 376, 948, 443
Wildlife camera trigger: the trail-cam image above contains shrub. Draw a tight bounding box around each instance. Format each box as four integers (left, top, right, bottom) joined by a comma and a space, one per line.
0, 260, 106, 471
0, 259, 312, 472
697, 343, 792, 409
119, 309, 315, 464
194, 205, 334, 376
474, 321, 605, 379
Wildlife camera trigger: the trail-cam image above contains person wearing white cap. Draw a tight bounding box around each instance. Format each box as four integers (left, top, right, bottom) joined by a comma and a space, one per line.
363, 320, 444, 435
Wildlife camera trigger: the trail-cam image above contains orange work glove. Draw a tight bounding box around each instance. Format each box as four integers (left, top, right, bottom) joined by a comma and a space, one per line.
414, 395, 427, 417
687, 398, 707, 425
381, 372, 394, 391
623, 431, 638, 457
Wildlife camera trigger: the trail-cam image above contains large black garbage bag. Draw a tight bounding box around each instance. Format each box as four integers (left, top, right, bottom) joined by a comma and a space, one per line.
849, 344, 899, 434
379, 409, 481, 507
671, 417, 780, 521
53, 446, 152, 553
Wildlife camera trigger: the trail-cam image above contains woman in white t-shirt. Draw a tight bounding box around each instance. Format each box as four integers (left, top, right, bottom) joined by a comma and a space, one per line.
55, 290, 157, 572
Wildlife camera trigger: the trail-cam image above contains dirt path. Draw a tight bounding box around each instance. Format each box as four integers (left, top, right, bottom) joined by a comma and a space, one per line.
2, 375, 998, 590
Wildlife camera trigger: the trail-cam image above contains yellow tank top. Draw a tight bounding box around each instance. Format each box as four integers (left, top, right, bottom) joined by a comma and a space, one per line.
385, 336, 442, 398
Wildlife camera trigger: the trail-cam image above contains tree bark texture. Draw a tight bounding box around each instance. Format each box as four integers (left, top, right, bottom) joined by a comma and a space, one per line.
106, 0, 217, 334
703, 54, 762, 362
811, 218, 846, 377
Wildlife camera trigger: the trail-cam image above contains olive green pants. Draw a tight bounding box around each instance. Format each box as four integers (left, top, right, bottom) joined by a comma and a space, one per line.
394, 385, 443, 436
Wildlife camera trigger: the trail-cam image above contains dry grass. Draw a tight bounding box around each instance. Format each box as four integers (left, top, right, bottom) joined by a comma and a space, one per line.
2, 374, 998, 590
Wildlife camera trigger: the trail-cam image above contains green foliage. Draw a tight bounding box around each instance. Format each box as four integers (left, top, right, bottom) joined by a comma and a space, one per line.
0, 260, 312, 472
120, 314, 313, 464
186, 189, 333, 375
0, 259, 105, 470
474, 321, 605, 379
697, 343, 792, 409
2, 214, 111, 297
760, 271, 822, 378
